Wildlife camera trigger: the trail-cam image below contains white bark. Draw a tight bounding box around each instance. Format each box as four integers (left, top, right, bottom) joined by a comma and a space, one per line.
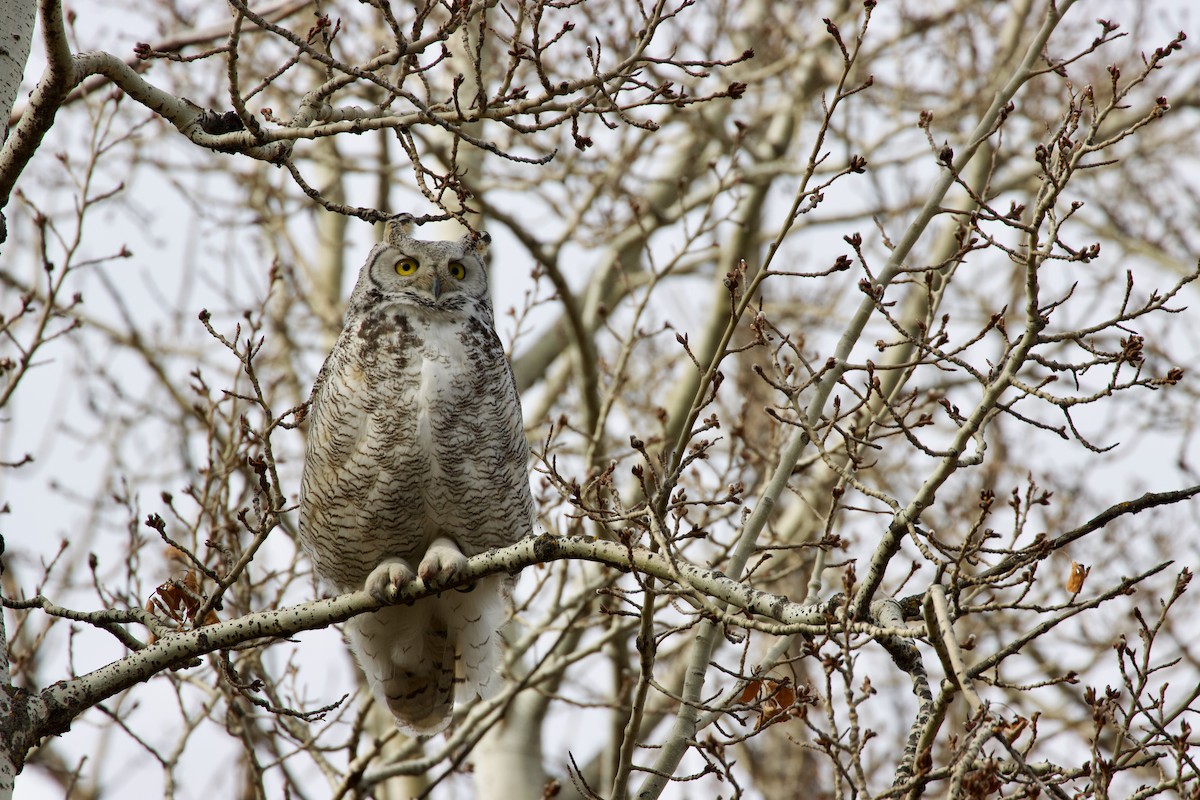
0, 0, 34, 141
0, 0, 29, 772
473, 695, 547, 799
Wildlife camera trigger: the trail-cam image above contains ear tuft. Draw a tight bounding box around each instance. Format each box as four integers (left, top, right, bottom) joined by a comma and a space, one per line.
467, 229, 491, 256
385, 214, 416, 245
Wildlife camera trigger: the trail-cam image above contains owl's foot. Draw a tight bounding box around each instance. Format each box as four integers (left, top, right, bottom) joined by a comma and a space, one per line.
418, 537, 468, 588
364, 559, 415, 603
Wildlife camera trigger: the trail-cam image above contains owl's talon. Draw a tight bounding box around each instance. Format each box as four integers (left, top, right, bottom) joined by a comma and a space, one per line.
418, 539, 468, 587
365, 560, 414, 603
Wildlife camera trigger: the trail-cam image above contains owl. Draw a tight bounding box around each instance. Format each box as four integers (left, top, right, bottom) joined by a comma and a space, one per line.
299, 217, 533, 735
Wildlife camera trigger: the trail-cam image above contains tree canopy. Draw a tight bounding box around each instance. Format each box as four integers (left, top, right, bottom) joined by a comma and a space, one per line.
3, 1, 1200, 799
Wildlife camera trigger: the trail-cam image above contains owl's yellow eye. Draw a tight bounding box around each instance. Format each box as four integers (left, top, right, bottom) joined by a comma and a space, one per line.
395, 258, 419, 276
448, 261, 467, 281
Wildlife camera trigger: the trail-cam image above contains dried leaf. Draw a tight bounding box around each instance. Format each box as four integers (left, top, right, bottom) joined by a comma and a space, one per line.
144, 597, 161, 645
772, 680, 797, 710
1066, 562, 1090, 594
145, 561, 219, 644
755, 679, 797, 730
1001, 716, 1029, 743
739, 680, 762, 704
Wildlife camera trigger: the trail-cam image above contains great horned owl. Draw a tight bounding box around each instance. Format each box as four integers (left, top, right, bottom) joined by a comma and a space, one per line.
299, 217, 533, 735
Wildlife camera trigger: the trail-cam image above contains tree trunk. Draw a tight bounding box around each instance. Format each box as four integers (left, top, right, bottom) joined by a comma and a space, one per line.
0, 0, 35, 248
0, 0, 35, 140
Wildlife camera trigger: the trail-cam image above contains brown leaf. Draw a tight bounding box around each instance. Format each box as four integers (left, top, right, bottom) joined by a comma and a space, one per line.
755, 679, 797, 730
145, 563, 219, 638
144, 598, 160, 645
739, 679, 762, 704
772, 680, 797, 710
1066, 562, 1090, 594
1000, 716, 1029, 743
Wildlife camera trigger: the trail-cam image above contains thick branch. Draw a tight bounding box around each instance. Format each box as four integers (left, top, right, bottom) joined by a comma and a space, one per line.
3, 534, 861, 773
0, 0, 72, 231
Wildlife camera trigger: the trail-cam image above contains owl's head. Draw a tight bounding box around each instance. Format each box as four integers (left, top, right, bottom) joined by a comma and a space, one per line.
348, 216, 493, 314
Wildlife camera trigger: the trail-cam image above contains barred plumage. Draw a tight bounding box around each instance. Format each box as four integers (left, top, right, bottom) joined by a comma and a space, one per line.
299, 218, 532, 735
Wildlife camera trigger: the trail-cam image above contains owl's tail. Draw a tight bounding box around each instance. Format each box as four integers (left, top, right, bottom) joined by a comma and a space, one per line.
438, 574, 508, 702
346, 603, 456, 735
344, 575, 508, 735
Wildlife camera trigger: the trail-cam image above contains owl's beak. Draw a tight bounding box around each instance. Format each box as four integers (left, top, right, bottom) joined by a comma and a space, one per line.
430, 274, 442, 300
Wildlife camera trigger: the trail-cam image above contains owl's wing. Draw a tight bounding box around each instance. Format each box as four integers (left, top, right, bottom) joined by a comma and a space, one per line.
299, 348, 384, 593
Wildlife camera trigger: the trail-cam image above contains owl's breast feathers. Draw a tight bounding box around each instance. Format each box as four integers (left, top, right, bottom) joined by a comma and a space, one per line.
300, 300, 533, 591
